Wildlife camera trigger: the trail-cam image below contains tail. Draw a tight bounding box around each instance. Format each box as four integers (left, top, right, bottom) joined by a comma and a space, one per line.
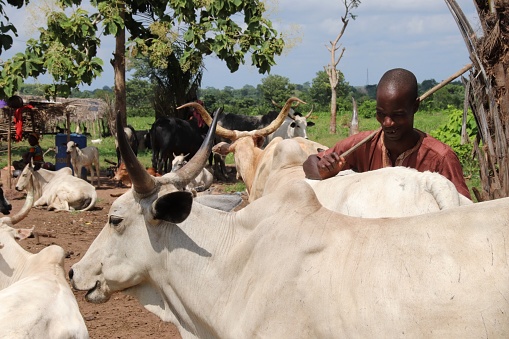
81, 191, 97, 211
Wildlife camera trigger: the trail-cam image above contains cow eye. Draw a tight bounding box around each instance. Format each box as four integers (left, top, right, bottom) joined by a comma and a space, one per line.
109, 215, 123, 227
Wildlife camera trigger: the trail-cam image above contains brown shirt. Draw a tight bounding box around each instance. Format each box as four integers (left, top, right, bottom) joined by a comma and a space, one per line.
318, 129, 471, 199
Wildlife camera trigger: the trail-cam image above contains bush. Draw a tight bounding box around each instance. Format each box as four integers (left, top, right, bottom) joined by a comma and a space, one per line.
430, 106, 479, 177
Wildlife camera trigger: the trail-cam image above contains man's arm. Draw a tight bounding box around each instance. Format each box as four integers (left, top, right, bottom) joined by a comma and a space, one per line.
303, 152, 344, 180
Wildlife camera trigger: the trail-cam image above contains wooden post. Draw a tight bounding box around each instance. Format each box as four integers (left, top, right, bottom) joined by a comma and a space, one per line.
7, 109, 12, 189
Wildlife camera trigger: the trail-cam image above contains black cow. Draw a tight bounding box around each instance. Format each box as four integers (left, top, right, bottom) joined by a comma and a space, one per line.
150, 115, 212, 175
0, 185, 13, 215
134, 129, 151, 153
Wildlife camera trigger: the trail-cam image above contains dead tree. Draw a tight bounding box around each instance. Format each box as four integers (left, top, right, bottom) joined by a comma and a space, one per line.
325, 0, 360, 134
446, 0, 509, 201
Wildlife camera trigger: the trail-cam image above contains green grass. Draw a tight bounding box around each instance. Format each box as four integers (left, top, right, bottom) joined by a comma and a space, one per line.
0, 111, 478, 198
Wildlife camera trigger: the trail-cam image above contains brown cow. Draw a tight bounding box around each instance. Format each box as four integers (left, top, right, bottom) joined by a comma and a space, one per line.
113, 163, 160, 187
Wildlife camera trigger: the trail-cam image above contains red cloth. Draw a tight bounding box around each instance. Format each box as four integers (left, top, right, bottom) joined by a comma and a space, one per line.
318, 129, 472, 199
13, 104, 34, 142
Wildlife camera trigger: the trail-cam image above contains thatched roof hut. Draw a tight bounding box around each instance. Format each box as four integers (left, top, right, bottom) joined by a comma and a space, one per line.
0, 96, 109, 141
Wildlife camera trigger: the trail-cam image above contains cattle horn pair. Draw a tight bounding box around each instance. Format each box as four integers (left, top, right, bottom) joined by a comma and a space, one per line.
116, 109, 223, 195
180, 97, 305, 141
271, 99, 312, 119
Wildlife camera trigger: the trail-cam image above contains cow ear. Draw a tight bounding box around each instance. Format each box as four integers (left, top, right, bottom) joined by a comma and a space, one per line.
151, 191, 193, 224
253, 135, 265, 148
307, 122, 315, 127
14, 227, 34, 240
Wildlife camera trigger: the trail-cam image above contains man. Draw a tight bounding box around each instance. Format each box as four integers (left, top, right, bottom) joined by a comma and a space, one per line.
23, 132, 45, 170
303, 68, 471, 200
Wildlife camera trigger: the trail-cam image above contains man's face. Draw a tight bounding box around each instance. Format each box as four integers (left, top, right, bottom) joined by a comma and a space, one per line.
375, 86, 418, 142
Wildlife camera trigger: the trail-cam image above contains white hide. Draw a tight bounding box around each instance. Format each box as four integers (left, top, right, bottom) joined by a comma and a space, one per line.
264, 138, 473, 217
0, 223, 88, 338
70, 176, 508, 338
171, 154, 213, 192
265, 115, 314, 145
66, 141, 100, 187
226, 137, 472, 214
15, 165, 97, 211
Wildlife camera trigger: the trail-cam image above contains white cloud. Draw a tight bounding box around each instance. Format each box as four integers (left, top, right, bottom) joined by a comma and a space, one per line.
3, 0, 481, 90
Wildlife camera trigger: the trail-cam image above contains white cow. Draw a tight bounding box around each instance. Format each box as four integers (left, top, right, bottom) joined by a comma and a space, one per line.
171, 153, 214, 192
0, 185, 89, 338
70, 111, 509, 338
215, 136, 472, 215
264, 111, 315, 145
15, 164, 97, 211
66, 141, 100, 187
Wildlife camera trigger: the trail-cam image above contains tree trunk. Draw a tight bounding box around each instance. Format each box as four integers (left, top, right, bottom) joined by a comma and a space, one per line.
112, 3, 127, 136
329, 87, 338, 133
446, 0, 509, 200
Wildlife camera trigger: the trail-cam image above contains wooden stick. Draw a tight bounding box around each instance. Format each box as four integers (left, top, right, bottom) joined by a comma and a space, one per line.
339, 128, 381, 158
419, 63, 472, 101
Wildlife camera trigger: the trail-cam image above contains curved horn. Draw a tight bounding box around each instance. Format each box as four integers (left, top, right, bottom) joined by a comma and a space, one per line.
173, 107, 223, 187
271, 99, 282, 108
272, 99, 301, 109
178, 103, 239, 141
8, 180, 34, 225
251, 97, 305, 137
305, 104, 314, 119
116, 111, 156, 195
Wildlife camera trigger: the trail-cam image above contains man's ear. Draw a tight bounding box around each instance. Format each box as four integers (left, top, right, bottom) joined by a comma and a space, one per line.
413, 97, 420, 113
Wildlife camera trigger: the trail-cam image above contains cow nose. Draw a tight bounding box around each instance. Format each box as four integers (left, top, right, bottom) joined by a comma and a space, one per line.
68, 268, 74, 280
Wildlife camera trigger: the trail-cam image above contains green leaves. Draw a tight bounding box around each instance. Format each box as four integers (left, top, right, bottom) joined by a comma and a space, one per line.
0, 0, 284, 100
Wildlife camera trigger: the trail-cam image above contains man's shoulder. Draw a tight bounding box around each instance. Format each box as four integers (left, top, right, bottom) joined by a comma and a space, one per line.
420, 133, 455, 156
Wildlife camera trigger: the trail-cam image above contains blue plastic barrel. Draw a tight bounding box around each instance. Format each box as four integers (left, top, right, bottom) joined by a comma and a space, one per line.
55, 133, 88, 179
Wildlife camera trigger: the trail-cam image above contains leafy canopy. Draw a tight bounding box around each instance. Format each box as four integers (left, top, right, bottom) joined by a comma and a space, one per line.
0, 0, 285, 99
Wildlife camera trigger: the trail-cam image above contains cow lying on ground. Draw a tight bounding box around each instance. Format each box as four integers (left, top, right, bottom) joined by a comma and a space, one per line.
15, 164, 97, 211
0, 185, 89, 338
171, 153, 213, 192
70, 105, 508, 338
66, 141, 100, 187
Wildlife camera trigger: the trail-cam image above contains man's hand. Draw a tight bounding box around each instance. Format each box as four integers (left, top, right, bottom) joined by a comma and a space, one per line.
317, 152, 345, 178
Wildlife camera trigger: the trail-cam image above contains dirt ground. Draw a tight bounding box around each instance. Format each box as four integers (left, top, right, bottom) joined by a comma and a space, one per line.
3, 170, 245, 339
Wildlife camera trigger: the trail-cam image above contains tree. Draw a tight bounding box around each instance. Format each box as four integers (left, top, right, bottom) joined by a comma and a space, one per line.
0, 0, 28, 55
447, 0, 509, 200
325, 0, 360, 134
0, 0, 285, 125
310, 70, 349, 109
259, 74, 295, 104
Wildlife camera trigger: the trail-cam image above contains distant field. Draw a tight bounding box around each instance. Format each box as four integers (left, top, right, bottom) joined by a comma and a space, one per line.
0, 110, 449, 170
2, 109, 475, 196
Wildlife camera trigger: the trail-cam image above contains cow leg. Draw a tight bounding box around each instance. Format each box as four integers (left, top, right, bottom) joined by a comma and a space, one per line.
33, 196, 47, 208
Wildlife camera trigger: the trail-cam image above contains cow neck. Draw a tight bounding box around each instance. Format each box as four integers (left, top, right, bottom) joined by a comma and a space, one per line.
29, 170, 44, 202
0, 229, 30, 288
233, 137, 261, 195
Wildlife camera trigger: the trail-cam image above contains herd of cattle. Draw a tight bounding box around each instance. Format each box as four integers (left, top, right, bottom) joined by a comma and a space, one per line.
1, 97, 508, 338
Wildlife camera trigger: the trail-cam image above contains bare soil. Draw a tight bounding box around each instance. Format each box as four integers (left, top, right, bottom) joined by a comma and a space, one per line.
3, 170, 245, 339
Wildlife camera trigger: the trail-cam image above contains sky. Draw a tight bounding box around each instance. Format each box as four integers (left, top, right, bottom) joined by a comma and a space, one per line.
3, 0, 480, 91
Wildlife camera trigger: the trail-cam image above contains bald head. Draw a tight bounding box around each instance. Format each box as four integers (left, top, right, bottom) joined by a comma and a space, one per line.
377, 68, 418, 101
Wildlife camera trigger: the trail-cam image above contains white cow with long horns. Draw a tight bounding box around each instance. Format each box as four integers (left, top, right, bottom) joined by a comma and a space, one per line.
70, 99, 507, 338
